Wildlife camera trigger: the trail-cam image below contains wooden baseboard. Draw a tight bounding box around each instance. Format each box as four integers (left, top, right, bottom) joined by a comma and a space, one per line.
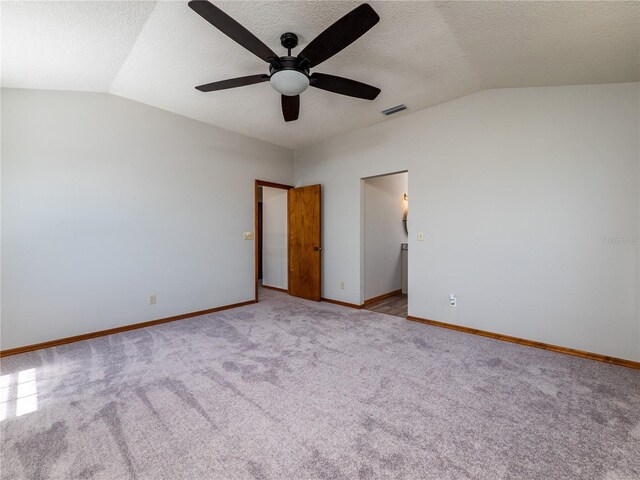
0, 299, 256, 358
261, 285, 288, 294
322, 297, 364, 309
364, 289, 403, 307
407, 315, 640, 370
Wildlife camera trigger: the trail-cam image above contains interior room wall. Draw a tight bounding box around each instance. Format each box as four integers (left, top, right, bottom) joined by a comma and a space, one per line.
262, 186, 288, 290
1, 88, 294, 350
294, 83, 640, 362
364, 173, 408, 300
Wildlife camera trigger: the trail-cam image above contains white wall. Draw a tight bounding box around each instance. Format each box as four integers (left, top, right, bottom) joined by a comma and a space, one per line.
295, 83, 640, 362
364, 173, 408, 300
262, 186, 288, 290
1, 88, 293, 350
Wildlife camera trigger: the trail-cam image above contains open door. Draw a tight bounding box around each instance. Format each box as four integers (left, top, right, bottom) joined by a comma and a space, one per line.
288, 184, 321, 301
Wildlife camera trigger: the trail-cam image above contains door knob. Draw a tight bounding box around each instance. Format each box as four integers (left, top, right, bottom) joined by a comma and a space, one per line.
313, 246, 322, 251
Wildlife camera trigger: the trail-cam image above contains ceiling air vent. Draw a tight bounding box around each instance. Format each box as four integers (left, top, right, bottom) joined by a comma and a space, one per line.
381, 104, 407, 116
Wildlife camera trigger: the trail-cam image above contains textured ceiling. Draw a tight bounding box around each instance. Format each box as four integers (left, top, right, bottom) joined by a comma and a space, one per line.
0, 1, 156, 92
2, 1, 639, 149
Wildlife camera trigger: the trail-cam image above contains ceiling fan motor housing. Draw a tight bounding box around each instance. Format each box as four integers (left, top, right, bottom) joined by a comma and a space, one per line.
269, 56, 309, 76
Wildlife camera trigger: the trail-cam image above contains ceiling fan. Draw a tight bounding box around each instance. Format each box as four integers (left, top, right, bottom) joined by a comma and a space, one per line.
188, 1, 381, 122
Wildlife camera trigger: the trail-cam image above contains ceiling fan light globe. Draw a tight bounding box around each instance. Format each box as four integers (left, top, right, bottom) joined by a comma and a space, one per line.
270, 70, 309, 96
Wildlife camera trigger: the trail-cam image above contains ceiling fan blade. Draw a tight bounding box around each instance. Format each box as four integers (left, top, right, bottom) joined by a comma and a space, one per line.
298, 4, 379, 68
281, 95, 300, 122
188, 1, 278, 63
195, 74, 269, 92
309, 73, 380, 100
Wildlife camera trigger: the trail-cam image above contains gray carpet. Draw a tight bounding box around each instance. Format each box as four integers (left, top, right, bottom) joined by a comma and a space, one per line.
1, 288, 639, 480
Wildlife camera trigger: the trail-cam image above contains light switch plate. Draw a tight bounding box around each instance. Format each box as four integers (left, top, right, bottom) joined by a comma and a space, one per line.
418, 232, 424, 241
244, 232, 254, 240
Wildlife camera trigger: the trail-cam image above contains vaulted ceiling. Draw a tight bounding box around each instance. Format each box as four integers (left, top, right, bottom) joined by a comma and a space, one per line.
2, 1, 639, 148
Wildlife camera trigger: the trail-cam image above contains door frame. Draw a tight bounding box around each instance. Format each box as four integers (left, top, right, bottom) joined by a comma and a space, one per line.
254, 180, 293, 302
360, 170, 409, 306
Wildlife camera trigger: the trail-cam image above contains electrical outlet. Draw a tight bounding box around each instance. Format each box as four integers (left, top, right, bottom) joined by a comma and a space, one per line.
418, 232, 424, 241
340, 282, 345, 290
148, 294, 157, 305
244, 232, 254, 240
449, 294, 456, 307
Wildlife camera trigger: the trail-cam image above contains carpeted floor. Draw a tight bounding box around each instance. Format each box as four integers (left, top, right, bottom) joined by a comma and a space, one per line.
1, 288, 639, 480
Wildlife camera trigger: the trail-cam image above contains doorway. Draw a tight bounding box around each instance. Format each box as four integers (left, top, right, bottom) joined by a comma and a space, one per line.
361, 171, 408, 317
254, 181, 322, 302
255, 181, 292, 301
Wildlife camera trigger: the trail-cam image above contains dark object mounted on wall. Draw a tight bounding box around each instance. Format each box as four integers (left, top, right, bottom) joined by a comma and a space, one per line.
188, 1, 382, 122
403, 193, 408, 235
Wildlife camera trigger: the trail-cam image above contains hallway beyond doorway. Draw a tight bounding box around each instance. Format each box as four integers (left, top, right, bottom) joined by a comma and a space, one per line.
364, 292, 407, 318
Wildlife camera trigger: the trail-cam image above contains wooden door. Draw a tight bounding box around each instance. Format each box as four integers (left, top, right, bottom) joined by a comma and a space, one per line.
288, 185, 321, 301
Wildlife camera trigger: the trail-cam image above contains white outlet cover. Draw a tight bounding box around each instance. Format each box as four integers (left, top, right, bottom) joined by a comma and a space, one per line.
244, 232, 254, 240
